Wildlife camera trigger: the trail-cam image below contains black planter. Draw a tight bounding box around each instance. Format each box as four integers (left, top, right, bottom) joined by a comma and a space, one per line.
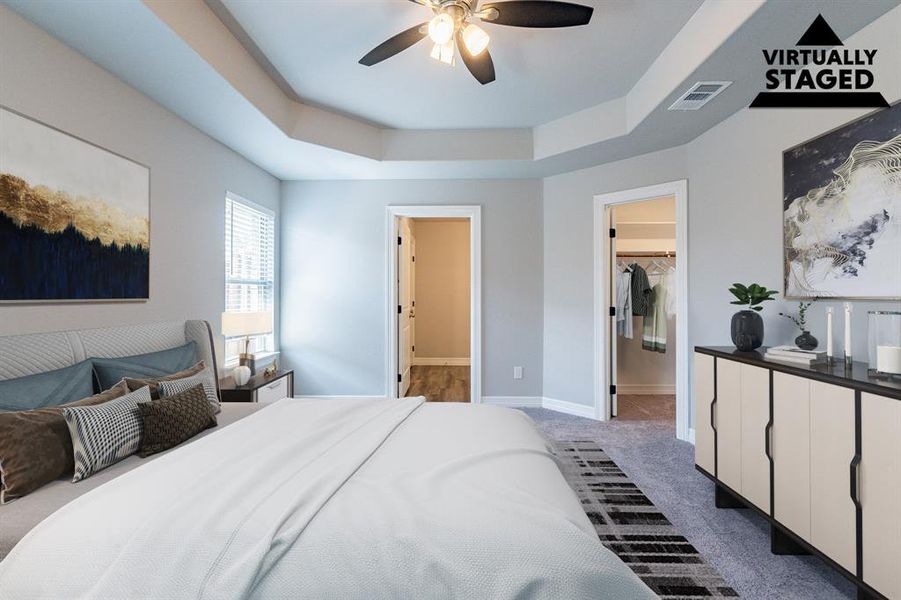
795, 331, 818, 350
731, 310, 764, 351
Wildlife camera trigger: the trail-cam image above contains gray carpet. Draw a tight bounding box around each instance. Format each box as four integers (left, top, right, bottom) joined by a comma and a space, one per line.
523, 407, 856, 600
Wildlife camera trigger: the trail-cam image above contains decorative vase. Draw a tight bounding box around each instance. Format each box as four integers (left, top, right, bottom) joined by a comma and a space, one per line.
233, 365, 252, 386
731, 310, 764, 352
795, 331, 818, 351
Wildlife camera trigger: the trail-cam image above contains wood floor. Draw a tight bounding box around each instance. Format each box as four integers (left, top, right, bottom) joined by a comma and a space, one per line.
405, 365, 470, 402
615, 394, 675, 421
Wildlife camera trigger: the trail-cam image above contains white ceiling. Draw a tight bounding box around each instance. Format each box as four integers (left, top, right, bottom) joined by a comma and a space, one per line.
219, 0, 705, 129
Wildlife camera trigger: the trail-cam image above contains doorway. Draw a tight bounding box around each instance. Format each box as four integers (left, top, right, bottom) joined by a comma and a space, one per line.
593, 181, 689, 441
386, 206, 481, 403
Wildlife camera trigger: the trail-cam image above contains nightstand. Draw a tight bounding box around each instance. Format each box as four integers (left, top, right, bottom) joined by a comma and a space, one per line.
219, 369, 294, 403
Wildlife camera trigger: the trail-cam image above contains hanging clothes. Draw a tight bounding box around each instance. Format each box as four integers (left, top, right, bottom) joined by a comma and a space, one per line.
616, 269, 633, 339
629, 263, 652, 316
641, 282, 668, 353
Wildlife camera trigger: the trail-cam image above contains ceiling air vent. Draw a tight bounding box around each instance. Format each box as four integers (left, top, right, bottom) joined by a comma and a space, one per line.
668, 81, 732, 111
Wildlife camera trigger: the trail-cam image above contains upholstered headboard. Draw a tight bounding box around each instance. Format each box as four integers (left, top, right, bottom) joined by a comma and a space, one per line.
0, 321, 219, 394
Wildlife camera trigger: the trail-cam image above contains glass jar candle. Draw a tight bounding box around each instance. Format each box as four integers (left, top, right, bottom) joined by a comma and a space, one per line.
868, 311, 901, 377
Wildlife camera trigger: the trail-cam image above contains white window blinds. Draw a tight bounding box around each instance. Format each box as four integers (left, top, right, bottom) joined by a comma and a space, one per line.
224, 193, 275, 361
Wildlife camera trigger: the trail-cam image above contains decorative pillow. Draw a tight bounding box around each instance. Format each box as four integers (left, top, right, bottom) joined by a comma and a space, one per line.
0, 360, 95, 412
91, 342, 198, 390
123, 360, 206, 399
63, 386, 152, 482
158, 369, 221, 415
0, 381, 129, 503
138, 385, 217, 458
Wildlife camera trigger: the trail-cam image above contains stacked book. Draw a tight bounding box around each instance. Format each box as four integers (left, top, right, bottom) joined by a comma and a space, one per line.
765, 345, 827, 366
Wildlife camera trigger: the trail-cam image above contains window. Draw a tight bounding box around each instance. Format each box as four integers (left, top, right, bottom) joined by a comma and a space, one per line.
224, 193, 275, 362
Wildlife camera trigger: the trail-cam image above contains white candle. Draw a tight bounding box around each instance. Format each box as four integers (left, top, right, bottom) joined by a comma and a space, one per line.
844, 302, 852, 360
876, 346, 901, 375
826, 307, 833, 359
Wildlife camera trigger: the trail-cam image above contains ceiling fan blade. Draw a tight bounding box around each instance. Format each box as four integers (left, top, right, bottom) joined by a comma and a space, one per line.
456, 32, 496, 85
482, 1, 593, 28
359, 23, 429, 66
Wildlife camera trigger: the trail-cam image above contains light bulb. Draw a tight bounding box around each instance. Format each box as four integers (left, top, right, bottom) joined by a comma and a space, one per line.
461, 23, 489, 56
430, 41, 456, 66
428, 12, 455, 45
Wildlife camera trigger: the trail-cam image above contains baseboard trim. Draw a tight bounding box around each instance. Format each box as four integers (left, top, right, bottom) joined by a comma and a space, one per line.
616, 384, 676, 395
412, 357, 471, 366
541, 397, 598, 420
482, 396, 543, 407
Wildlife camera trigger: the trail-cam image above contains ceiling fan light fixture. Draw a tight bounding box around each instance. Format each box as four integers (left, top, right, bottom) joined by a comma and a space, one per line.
427, 12, 455, 45
430, 40, 456, 66
461, 23, 490, 56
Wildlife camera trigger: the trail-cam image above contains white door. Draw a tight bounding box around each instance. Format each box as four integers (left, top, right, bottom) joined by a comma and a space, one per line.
693, 352, 716, 475
608, 206, 618, 418
715, 359, 742, 493
772, 372, 812, 541
397, 218, 415, 396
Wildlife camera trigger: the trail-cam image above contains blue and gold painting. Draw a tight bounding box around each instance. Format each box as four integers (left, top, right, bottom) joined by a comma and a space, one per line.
0, 107, 149, 301
783, 102, 901, 299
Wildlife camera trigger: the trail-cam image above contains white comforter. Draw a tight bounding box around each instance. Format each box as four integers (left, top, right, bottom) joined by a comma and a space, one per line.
0, 397, 653, 600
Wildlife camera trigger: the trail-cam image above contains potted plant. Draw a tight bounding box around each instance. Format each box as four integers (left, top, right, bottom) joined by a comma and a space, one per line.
728, 283, 778, 351
780, 301, 818, 350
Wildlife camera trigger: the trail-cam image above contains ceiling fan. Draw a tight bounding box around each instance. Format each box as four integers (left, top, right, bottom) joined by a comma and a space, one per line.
359, 0, 594, 85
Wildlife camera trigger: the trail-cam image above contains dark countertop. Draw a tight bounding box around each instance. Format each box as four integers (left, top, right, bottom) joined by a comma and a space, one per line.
695, 346, 901, 401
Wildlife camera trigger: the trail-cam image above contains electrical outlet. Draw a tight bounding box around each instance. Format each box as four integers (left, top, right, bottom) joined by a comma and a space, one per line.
513, 366, 523, 380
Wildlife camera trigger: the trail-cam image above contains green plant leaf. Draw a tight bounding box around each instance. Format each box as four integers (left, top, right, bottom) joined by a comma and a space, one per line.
752, 306, 763, 312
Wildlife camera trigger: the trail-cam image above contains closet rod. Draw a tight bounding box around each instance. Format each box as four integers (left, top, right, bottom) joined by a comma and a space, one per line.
616, 251, 675, 257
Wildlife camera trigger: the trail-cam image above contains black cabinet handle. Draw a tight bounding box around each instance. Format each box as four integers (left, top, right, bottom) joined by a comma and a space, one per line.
850, 455, 862, 507
765, 421, 773, 460
710, 399, 716, 432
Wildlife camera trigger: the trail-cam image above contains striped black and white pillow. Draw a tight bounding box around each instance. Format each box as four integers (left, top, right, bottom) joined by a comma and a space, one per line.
158, 369, 220, 415
63, 386, 152, 482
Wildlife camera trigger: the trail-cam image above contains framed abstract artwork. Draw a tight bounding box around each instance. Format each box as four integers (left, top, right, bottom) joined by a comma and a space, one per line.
783, 101, 901, 299
0, 106, 149, 302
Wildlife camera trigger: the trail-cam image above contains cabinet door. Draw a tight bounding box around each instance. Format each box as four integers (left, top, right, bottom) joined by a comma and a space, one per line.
740, 364, 770, 513
861, 392, 901, 599
809, 381, 856, 572
693, 353, 716, 475
773, 372, 811, 541
716, 359, 742, 492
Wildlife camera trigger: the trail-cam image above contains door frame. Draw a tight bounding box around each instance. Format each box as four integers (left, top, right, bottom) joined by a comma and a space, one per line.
386, 205, 482, 403
593, 180, 690, 441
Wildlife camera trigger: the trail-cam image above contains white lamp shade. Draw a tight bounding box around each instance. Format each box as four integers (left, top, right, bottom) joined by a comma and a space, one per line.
221, 311, 272, 337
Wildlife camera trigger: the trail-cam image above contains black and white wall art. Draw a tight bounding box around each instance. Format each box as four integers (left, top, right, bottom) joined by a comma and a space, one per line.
783, 102, 901, 299
0, 107, 150, 302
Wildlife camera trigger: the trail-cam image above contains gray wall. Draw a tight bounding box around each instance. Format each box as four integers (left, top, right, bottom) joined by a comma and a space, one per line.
280, 179, 543, 398
542, 7, 901, 411
0, 6, 280, 364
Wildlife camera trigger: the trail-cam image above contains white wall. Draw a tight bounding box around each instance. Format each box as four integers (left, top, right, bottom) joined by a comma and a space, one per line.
0, 6, 280, 364
280, 179, 543, 398
542, 4, 901, 410
412, 219, 471, 360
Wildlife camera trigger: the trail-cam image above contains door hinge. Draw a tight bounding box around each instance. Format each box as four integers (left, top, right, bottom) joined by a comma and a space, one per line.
609, 306, 616, 317
398, 236, 402, 245
398, 305, 402, 314
609, 228, 616, 238
397, 373, 402, 383
609, 384, 617, 395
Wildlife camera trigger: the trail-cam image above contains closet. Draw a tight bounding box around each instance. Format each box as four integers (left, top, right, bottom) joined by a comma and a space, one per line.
609, 196, 677, 421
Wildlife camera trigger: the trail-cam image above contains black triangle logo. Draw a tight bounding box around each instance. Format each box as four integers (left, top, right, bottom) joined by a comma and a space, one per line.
796, 14, 843, 46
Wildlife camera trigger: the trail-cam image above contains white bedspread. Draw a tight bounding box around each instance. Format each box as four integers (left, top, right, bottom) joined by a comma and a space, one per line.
0, 398, 654, 600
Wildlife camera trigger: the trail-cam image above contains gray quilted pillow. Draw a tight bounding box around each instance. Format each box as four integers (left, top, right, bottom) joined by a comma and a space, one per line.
158, 369, 220, 415
63, 387, 152, 482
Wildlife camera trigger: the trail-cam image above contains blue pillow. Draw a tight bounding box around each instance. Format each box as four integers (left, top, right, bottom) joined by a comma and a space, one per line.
0, 360, 95, 412
91, 342, 198, 390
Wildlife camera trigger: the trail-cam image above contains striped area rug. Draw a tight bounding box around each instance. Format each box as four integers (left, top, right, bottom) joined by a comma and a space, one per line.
554, 440, 739, 599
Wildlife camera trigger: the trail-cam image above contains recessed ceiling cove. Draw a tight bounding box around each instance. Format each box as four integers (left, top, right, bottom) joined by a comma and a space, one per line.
217, 0, 705, 129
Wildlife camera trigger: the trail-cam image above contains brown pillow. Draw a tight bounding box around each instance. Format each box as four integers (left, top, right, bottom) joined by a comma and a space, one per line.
0, 380, 130, 503
137, 384, 217, 458
124, 361, 206, 399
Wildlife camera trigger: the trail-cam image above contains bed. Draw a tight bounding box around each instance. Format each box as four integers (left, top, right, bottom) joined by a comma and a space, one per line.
0, 321, 654, 599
